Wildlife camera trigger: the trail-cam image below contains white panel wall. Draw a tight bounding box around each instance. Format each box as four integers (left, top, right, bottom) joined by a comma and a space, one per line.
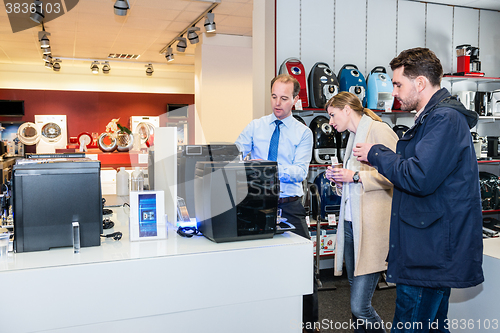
427, 4, 454, 75
479, 10, 500, 78
335, 0, 367, 75
453, 7, 480, 74
301, 0, 335, 75
194, 34, 253, 144
366, 0, 397, 76
397, 0, 426, 53
276, 0, 301, 71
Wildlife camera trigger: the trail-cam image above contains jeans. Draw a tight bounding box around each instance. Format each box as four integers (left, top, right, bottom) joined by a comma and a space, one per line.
391, 284, 451, 333
344, 220, 384, 326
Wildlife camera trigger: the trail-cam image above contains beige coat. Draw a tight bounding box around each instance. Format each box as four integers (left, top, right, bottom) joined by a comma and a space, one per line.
334, 115, 398, 277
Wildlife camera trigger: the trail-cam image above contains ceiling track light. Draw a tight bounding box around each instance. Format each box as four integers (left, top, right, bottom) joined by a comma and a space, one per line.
165, 47, 174, 62
45, 61, 52, 69
30, 0, 45, 23
204, 11, 216, 33
90, 61, 100, 74
42, 54, 52, 63
187, 27, 200, 44
42, 46, 51, 55
102, 61, 111, 74
38, 29, 51, 49
145, 63, 154, 76
52, 59, 61, 72
175, 36, 187, 52
159, 1, 220, 55
114, 0, 130, 16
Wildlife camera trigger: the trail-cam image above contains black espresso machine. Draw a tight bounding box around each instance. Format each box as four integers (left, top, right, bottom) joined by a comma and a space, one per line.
194, 160, 294, 243
12, 157, 102, 253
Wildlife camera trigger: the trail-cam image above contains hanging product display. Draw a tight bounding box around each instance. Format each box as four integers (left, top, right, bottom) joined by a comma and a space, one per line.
307, 62, 339, 109
279, 57, 309, 108
309, 115, 337, 164
366, 66, 394, 111
338, 64, 367, 107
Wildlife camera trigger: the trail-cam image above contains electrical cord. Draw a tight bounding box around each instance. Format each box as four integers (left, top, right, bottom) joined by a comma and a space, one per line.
100, 232, 122, 241
177, 226, 201, 238
103, 217, 115, 230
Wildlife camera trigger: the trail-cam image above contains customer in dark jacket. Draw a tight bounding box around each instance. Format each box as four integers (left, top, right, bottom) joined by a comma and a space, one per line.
353, 47, 484, 333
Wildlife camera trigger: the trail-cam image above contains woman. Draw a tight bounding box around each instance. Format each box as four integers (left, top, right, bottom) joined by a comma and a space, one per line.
325, 92, 398, 333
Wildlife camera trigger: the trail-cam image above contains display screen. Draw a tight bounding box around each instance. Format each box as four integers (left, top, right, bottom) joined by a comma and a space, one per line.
0, 100, 25, 117
167, 104, 188, 118
138, 193, 158, 237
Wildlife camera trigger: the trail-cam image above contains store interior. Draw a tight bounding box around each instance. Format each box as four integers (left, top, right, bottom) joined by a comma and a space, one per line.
1, 1, 500, 332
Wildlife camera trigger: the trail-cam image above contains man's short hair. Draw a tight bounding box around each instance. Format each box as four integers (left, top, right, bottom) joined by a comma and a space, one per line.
271, 74, 301, 98
390, 47, 443, 87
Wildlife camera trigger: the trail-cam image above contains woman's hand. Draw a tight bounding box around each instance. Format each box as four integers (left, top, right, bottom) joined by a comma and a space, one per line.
326, 166, 355, 184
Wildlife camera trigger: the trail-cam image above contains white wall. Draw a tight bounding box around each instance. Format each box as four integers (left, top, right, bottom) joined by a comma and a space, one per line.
194, 33, 253, 144
276, 0, 500, 79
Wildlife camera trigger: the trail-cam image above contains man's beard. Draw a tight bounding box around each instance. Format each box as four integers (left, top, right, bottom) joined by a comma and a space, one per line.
399, 87, 419, 112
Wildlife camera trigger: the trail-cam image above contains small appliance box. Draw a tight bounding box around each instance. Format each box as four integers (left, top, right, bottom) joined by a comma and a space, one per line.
13, 158, 102, 253
311, 229, 336, 256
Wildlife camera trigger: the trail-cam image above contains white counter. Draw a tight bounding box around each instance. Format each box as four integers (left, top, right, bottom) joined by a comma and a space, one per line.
449, 237, 500, 331
0, 206, 313, 333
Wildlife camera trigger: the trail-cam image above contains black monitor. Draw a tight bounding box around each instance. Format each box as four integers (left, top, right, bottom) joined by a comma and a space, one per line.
177, 144, 241, 218
0, 100, 25, 117
167, 103, 188, 118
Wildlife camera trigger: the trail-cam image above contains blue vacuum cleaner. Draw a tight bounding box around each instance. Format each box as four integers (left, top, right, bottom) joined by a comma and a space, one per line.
338, 64, 367, 107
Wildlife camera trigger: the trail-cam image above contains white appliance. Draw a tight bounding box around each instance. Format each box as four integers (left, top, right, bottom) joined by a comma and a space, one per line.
34, 115, 68, 154
130, 116, 160, 146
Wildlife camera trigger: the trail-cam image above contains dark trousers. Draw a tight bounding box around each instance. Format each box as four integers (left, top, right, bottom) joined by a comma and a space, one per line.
279, 199, 319, 328
392, 284, 451, 333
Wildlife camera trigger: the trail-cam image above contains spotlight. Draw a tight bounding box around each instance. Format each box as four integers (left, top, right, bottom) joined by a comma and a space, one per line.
53, 59, 61, 72
145, 64, 154, 76
175, 36, 187, 52
42, 47, 51, 55
90, 61, 99, 74
42, 54, 52, 63
30, 0, 45, 23
45, 61, 52, 69
38, 31, 50, 48
204, 12, 216, 33
114, 0, 130, 16
102, 61, 111, 74
187, 27, 200, 44
165, 47, 174, 62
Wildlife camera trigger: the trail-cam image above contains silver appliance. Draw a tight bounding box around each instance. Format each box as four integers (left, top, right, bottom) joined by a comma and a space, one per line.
492, 89, 500, 117
455, 91, 476, 111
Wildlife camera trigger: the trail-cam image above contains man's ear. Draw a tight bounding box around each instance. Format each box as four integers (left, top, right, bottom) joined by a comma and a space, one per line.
415, 76, 427, 93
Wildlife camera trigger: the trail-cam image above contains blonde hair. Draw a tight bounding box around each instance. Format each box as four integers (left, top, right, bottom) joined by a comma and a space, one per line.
324, 91, 382, 122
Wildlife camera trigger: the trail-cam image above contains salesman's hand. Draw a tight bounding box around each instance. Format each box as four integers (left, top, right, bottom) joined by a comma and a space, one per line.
353, 143, 374, 163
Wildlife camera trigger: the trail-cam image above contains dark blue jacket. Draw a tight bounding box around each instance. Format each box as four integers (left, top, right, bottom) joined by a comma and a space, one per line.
368, 88, 484, 288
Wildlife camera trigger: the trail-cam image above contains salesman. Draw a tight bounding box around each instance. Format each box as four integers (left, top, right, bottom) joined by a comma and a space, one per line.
235, 74, 318, 333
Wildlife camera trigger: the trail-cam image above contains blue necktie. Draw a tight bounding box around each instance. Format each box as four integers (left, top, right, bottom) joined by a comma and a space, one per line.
268, 120, 282, 161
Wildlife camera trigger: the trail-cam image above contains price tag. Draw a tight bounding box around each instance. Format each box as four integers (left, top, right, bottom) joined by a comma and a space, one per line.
327, 214, 336, 226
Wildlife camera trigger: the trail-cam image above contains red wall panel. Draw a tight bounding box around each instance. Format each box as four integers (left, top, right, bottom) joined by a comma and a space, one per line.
0, 89, 193, 136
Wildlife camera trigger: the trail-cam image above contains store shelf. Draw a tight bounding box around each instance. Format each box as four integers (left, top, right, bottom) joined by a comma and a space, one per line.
443, 75, 500, 85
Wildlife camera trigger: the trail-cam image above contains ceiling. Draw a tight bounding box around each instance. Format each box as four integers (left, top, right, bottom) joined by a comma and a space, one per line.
0, 0, 253, 71
0, 0, 498, 74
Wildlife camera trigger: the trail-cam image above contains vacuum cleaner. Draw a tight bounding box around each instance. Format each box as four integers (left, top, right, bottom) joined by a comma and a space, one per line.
279, 57, 309, 108
366, 66, 394, 111
338, 64, 367, 107
308, 62, 339, 109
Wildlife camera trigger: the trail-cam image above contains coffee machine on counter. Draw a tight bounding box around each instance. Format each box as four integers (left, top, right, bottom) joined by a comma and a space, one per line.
455, 44, 484, 77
